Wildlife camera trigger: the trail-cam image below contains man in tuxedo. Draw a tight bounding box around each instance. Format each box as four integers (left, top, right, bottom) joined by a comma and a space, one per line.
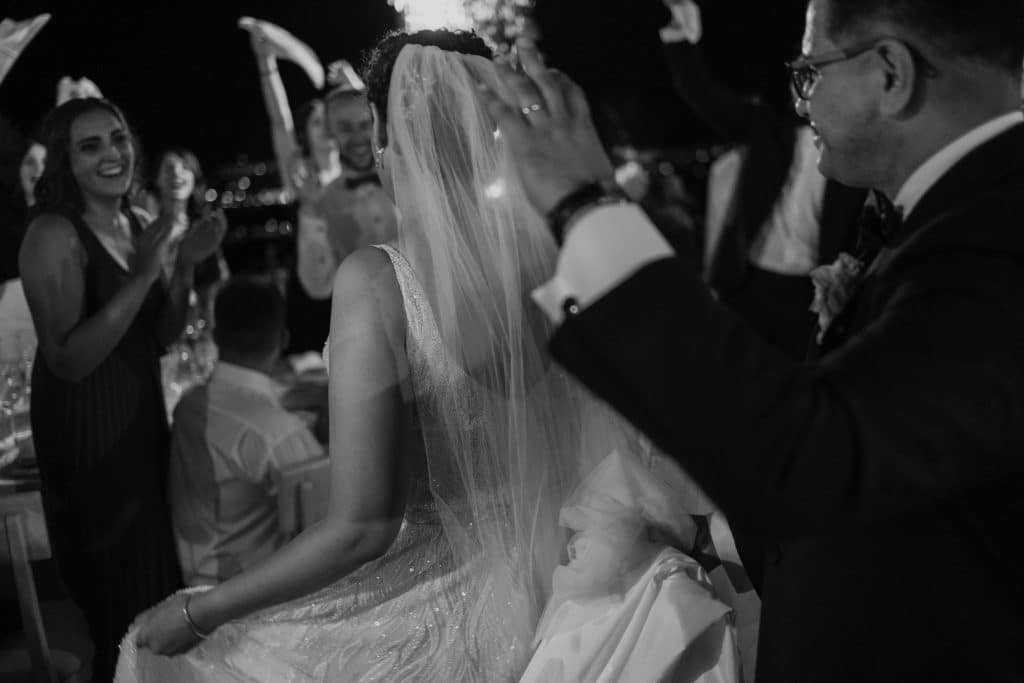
485, 1, 1024, 680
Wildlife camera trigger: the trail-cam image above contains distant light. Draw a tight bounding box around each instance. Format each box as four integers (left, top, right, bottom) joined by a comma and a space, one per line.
237, 176, 251, 190
204, 188, 218, 202
221, 190, 235, 206
389, 0, 471, 30
254, 163, 267, 176
484, 179, 505, 199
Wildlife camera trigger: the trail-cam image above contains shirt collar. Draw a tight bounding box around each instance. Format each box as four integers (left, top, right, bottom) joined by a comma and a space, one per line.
212, 361, 282, 402
894, 110, 1024, 219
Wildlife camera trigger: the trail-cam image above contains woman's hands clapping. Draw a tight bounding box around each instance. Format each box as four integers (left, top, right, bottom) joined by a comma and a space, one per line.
176, 209, 227, 267
134, 214, 176, 284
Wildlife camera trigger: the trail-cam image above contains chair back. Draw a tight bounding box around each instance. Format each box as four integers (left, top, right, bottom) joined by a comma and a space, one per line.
1, 492, 58, 683
276, 457, 331, 539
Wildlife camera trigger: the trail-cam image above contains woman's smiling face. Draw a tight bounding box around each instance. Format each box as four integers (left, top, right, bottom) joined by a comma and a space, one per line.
68, 108, 135, 201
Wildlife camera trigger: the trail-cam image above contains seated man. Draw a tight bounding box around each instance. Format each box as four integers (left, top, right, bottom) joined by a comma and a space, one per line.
169, 277, 325, 586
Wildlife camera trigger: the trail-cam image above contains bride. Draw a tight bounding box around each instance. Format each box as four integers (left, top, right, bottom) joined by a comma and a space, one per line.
118, 29, 737, 682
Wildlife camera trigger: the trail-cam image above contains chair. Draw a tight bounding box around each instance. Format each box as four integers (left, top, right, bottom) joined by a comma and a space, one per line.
0, 492, 88, 683
276, 457, 331, 539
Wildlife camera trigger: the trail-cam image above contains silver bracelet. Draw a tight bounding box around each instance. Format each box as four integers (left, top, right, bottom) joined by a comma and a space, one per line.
182, 595, 212, 639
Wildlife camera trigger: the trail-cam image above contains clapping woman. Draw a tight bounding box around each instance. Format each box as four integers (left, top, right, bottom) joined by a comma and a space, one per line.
18, 97, 226, 681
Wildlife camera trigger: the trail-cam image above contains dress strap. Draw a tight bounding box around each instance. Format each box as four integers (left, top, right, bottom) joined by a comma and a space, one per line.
372, 244, 445, 369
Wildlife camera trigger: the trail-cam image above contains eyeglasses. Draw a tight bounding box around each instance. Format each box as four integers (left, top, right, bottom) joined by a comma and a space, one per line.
786, 37, 938, 101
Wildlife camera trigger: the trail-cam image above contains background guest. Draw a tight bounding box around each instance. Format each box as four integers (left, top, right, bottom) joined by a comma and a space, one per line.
169, 277, 325, 587
0, 115, 43, 283
245, 20, 342, 353
143, 147, 231, 321
18, 97, 223, 681
661, 0, 865, 361
312, 76, 397, 276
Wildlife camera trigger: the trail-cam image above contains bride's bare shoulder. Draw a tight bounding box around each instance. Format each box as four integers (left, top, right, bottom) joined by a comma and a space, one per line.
332, 246, 404, 334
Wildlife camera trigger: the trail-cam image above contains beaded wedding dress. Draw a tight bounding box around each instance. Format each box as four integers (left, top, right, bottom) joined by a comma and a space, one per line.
115, 42, 740, 683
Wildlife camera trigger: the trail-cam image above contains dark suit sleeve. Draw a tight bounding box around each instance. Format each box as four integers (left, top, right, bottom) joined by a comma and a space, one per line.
662, 41, 777, 143
550, 256, 1023, 543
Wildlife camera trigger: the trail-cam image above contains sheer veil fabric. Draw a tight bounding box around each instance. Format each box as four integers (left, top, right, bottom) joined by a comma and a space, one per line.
383, 44, 735, 680
383, 43, 595, 636
114, 43, 735, 682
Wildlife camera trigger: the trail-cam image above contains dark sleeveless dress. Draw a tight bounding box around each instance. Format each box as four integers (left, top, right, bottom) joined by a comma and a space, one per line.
30, 209, 182, 681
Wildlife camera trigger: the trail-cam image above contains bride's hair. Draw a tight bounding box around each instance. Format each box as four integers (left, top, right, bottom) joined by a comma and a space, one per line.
363, 29, 492, 133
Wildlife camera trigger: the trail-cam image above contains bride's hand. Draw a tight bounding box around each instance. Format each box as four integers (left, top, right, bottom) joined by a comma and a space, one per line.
134, 594, 205, 656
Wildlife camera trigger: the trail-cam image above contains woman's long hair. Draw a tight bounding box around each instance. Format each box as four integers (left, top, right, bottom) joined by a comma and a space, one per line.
33, 97, 139, 217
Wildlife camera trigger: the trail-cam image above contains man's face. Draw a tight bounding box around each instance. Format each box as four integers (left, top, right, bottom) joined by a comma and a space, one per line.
797, 0, 884, 188
327, 94, 374, 173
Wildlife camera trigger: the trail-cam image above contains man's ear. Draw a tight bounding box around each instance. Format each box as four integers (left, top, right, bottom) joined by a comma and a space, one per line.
876, 40, 918, 117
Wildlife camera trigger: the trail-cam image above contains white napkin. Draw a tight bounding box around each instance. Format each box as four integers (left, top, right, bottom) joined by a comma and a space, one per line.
238, 17, 324, 89
0, 13, 50, 87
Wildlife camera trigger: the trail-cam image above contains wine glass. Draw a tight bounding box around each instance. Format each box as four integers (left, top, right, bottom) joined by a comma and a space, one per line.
0, 363, 24, 450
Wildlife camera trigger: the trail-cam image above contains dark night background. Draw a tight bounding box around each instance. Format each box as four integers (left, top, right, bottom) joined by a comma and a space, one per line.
2, 0, 808, 177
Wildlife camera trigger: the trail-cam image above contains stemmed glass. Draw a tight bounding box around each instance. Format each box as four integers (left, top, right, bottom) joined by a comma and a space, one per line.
0, 362, 25, 451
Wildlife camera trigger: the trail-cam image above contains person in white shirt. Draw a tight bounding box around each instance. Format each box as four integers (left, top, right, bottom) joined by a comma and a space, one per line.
169, 277, 325, 586
482, 2, 1024, 679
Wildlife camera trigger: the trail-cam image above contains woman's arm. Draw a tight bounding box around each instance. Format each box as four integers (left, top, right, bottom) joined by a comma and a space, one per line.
19, 213, 172, 382
136, 248, 411, 653
156, 255, 196, 348
251, 37, 302, 198
295, 211, 340, 299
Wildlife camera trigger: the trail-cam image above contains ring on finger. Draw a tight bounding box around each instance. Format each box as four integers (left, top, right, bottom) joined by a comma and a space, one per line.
520, 103, 543, 116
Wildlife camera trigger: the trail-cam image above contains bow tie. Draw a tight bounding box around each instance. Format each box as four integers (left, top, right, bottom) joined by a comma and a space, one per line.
856, 190, 904, 255
345, 174, 382, 191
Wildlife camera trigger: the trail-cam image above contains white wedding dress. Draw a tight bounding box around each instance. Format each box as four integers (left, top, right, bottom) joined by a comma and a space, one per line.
115, 42, 741, 683
115, 246, 740, 682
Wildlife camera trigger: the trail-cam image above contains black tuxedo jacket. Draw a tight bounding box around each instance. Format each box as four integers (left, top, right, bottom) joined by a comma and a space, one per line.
550, 124, 1024, 681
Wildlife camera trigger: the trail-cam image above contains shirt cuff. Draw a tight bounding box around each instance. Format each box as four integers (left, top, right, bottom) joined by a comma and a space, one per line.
532, 203, 673, 324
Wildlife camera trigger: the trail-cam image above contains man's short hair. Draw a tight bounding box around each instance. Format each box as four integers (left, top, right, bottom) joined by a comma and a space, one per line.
213, 277, 286, 357
827, 0, 1024, 72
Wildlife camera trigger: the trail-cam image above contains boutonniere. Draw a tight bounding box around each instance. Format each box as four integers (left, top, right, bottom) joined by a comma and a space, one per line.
809, 252, 865, 342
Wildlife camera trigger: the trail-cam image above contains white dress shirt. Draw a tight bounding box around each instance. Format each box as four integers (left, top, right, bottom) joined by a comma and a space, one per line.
534, 111, 1024, 324
169, 361, 325, 585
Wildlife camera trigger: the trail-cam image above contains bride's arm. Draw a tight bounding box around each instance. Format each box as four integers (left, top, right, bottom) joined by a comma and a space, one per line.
136, 248, 410, 653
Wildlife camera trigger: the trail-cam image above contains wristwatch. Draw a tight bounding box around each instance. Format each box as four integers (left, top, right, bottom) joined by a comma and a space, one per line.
545, 181, 629, 246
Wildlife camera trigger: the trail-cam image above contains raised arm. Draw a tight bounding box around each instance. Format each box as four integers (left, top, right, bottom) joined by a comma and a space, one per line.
660, 0, 780, 142
136, 246, 411, 655
19, 212, 173, 382
249, 30, 302, 197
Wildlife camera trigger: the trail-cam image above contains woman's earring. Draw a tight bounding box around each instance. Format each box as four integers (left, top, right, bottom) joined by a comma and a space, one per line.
374, 146, 385, 171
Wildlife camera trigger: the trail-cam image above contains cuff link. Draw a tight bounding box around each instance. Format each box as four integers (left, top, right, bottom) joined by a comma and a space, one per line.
562, 297, 581, 318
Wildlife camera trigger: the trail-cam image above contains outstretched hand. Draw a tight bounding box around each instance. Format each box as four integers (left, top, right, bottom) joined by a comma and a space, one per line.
480, 42, 615, 217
